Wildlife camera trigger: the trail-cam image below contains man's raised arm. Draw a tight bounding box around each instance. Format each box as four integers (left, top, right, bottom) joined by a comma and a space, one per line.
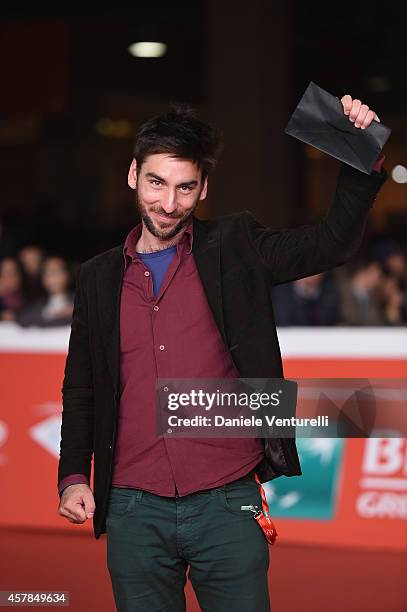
242, 95, 388, 286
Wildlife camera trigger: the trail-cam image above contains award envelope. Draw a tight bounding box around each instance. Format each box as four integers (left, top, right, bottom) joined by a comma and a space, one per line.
285, 81, 391, 174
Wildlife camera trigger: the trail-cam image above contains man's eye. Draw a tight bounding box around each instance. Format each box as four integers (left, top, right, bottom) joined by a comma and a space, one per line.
150, 180, 161, 186
180, 185, 193, 192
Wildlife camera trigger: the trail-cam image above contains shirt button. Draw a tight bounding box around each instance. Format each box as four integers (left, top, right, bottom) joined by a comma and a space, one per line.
154, 305, 159, 311
144, 270, 150, 277
159, 345, 165, 351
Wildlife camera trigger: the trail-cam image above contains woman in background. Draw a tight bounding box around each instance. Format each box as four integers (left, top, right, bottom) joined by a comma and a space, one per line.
0, 257, 28, 321
18, 256, 74, 327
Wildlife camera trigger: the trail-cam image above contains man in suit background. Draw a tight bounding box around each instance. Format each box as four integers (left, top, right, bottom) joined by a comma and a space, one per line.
57, 100, 387, 611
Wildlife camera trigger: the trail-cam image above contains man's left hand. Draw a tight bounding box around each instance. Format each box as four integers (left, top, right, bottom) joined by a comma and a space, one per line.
341, 95, 380, 129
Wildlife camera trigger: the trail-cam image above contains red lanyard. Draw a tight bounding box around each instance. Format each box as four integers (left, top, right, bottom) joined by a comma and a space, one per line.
253, 472, 278, 545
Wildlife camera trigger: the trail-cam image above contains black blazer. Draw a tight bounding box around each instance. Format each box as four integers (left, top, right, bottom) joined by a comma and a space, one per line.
58, 163, 387, 538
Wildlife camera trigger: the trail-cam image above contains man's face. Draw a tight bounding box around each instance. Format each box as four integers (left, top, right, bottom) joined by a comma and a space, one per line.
128, 153, 208, 241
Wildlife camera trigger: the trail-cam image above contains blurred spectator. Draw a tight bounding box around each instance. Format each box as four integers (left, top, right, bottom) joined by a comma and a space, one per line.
18, 245, 46, 301
377, 275, 406, 326
272, 272, 340, 326
18, 256, 74, 327
383, 250, 407, 283
382, 247, 407, 323
0, 257, 28, 321
338, 260, 385, 325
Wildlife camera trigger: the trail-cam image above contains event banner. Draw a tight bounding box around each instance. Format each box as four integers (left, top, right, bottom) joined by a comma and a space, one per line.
0, 326, 406, 551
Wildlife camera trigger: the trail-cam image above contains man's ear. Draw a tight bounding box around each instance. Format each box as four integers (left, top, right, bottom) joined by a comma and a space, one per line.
199, 176, 208, 201
128, 159, 138, 190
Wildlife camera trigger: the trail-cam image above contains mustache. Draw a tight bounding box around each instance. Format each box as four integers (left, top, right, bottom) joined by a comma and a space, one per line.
150, 208, 182, 219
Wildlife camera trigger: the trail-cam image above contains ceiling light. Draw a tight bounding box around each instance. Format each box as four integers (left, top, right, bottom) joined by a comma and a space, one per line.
391, 165, 407, 184
128, 42, 167, 58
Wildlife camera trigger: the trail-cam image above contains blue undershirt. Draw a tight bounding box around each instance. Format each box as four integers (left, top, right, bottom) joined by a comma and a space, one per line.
137, 246, 177, 297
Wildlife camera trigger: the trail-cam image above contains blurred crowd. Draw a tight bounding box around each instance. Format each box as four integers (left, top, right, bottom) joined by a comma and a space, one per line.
0, 246, 76, 327
271, 244, 407, 326
0, 242, 406, 328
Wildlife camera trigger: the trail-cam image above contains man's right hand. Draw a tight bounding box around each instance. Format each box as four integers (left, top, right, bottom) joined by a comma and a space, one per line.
58, 484, 95, 524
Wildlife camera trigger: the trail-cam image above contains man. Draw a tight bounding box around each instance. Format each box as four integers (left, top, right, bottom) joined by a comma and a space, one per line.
58, 97, 387, 611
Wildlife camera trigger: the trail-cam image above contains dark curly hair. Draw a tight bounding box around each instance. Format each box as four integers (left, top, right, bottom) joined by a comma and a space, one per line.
132, 104, 223, 182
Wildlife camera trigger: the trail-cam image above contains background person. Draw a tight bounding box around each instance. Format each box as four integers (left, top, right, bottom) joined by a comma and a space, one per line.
0, 256, 28, 321
18, 256, 74, 327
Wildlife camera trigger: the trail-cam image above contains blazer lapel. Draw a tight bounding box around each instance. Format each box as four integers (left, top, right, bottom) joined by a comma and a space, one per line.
192, 216, 227, 344
96, 247, 124, 397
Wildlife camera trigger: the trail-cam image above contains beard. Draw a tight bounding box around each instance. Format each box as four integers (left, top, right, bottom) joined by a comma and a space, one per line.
135, 187, 200, 242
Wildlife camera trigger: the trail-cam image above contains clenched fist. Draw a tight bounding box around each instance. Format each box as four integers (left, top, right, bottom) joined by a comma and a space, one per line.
58, 483, 95, 524
341, 95, 380, 129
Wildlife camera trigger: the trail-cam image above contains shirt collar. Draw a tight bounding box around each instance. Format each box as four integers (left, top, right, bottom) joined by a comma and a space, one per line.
122, 217, 194, 268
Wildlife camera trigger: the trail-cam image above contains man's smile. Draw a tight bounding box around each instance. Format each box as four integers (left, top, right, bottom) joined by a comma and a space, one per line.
152, 211, 179, 223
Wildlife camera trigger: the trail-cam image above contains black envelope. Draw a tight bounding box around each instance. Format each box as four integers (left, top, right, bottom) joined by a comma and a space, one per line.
285, 81, 391, 174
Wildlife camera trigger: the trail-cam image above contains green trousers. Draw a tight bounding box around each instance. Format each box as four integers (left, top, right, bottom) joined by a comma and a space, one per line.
106, 470, 271, 611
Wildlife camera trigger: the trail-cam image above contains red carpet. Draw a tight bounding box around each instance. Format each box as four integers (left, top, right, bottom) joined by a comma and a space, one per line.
1, 527, 406, 611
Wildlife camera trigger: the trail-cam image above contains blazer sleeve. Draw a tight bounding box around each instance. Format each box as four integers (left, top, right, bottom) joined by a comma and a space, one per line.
242, 163, 387, 286
57, 263, 94, 488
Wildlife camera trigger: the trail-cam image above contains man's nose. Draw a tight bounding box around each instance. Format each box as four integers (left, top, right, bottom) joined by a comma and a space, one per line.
160, 189, 178, 214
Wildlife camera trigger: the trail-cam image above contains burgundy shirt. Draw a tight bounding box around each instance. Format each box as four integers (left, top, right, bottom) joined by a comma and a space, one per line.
58, 218, 264, 496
